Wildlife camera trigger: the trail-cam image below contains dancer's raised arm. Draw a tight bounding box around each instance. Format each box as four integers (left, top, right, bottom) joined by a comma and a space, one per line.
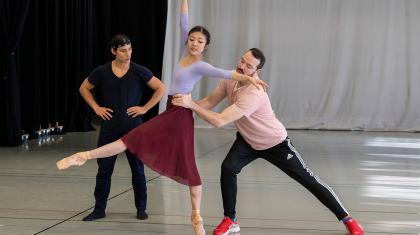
180, 0, 189, 56
181, 0, 188, 13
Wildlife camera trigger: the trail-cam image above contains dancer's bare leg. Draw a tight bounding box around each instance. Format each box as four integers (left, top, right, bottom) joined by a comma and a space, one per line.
190, 185, 205, 235
56, 139, 127, 170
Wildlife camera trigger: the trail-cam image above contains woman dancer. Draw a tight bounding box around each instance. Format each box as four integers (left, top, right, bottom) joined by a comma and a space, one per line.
57, 1, 265, 234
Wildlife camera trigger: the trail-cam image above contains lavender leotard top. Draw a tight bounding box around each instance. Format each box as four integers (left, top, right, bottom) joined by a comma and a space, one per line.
168, 12, 233, 95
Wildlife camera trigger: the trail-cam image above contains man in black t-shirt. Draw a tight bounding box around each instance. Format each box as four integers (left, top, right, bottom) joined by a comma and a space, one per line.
79, 34, 165, 221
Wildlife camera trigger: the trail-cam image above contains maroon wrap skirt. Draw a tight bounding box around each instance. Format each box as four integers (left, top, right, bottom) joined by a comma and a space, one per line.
121, 96, 201, 186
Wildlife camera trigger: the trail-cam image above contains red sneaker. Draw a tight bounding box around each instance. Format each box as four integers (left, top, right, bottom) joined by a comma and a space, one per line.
213, 217, 240, 235
345, 218, 364, 235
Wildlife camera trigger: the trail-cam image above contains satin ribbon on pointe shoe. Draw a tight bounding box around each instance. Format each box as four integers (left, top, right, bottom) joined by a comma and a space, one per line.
191, 210, 206, 235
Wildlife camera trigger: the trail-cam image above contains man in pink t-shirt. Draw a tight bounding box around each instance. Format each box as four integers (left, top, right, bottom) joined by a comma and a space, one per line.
172, 48, 363, 235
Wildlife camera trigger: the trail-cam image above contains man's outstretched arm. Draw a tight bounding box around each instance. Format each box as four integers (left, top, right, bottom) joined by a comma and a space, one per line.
172, 94, 243, 128
194, 86, 226, 109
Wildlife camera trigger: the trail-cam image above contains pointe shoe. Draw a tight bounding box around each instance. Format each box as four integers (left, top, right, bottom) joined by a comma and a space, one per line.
56, 151, 90, 170
191, 210, 206, 235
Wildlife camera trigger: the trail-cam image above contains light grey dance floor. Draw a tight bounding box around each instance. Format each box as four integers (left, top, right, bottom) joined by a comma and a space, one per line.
0, 128, 419, 234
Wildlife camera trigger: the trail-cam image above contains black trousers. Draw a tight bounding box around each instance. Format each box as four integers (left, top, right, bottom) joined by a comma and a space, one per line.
93, 127, 147, 213
221, 132, 349, 220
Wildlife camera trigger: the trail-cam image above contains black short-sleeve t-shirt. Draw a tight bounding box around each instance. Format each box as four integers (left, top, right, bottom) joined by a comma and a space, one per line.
88, 61, 153, 130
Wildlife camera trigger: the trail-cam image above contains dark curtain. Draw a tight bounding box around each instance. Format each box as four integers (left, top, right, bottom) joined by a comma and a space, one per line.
18, 0, 96, 137
0, 0, 31, 146
1, 0, 167, 146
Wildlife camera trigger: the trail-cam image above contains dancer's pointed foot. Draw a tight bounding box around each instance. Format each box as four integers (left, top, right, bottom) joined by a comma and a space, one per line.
191, 210, 206, 235
56, 151, 90, 170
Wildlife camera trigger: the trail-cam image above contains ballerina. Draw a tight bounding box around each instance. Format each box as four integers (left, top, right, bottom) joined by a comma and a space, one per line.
57, 1, 266, 234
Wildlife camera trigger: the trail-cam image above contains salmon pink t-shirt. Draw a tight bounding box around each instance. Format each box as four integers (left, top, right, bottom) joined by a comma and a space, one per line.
215, 80, 288, 150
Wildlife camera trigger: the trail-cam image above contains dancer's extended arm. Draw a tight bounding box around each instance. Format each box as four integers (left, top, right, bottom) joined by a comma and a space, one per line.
197, 62, 267, 90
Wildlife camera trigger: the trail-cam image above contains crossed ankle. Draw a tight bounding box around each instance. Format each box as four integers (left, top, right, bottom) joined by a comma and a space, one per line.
191, 211, 203, 223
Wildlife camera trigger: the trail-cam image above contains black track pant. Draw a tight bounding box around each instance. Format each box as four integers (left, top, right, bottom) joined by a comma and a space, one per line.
221, 132, 349, 221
